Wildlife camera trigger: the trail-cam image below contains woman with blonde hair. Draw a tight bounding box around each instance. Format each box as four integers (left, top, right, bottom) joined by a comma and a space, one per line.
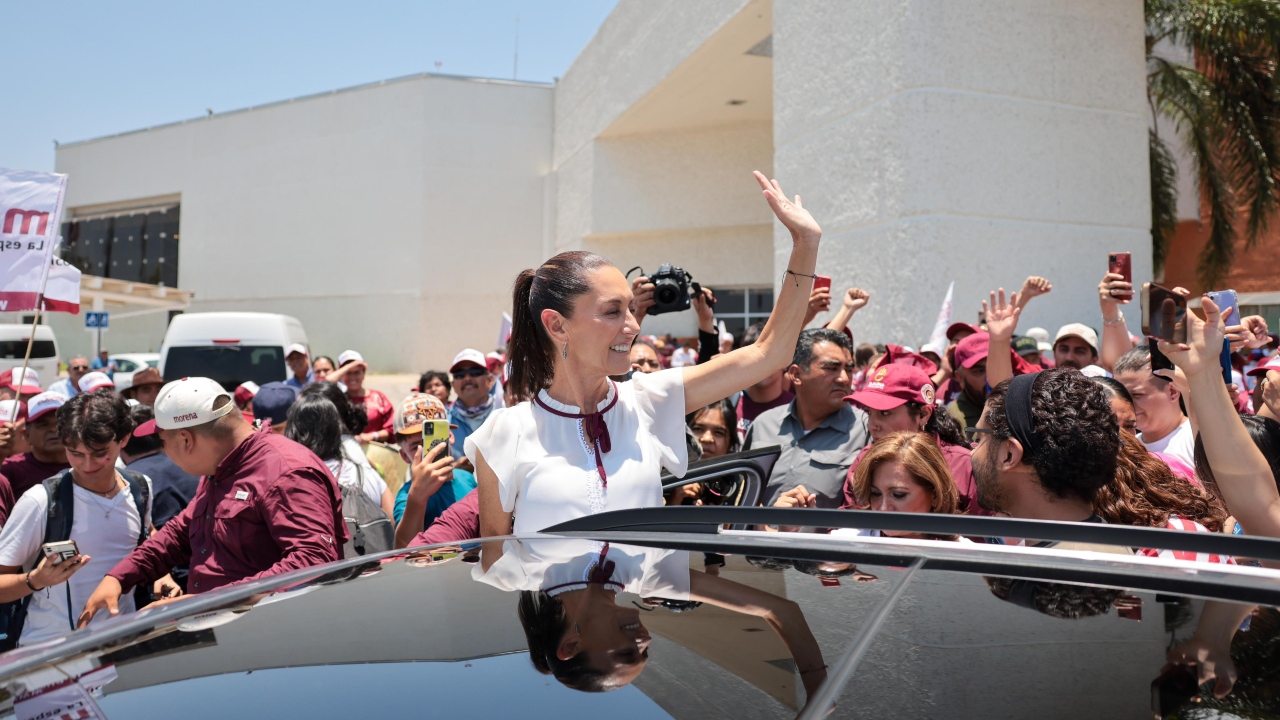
836, 431, 962, 541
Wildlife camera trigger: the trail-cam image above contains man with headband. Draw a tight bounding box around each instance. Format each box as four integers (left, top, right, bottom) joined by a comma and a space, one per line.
968, 369, 1131, 553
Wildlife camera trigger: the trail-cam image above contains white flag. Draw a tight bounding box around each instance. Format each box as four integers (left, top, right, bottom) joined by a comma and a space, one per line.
497, 312, 513, 349
926, 282, 955, 348
0, 169, 79, 313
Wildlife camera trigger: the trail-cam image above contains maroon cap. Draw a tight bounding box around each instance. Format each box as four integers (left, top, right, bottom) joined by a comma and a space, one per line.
133, 419, 158, 437
946, 322, 980, 342
1248, 354, 1280, 378
954, 332, 990, 369
846, 364, 937, 411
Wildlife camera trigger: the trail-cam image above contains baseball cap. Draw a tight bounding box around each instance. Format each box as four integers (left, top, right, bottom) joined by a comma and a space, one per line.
1025, 326, 1053, 354
920, 339, 947, 359
954, 332, 990, 369
394, 392, 456, 436
485, 352, 505, 374
450, 349, 487, 373
27, 392, 65, 422
1248, 354, 1280, 378
0, 399, 25, 423
6, 368, 40, 394
133, 377, 234, 437
1013, 336, 1040, 358
337, 350, 364, 367
252, 382, 298, 425
846, 364, 937, 411
78, 371, 115, 393
285, 343, 308, 358
1054, 323, 1100, 353
946, 323, 980, 342
233, 381, 259, 408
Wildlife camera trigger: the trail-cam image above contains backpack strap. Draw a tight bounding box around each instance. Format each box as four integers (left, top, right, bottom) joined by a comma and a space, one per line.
119, 469, 152, 547
42, 470, 76, 545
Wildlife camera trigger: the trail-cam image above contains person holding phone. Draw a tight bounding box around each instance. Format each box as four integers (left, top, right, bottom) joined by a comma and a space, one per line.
392, 393, 476, 549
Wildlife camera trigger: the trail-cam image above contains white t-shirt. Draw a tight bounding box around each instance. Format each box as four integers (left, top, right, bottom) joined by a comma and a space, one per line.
1140, 418, 1195, 468
670, 347, 697, 368
465, 369, 688, 535
325, 456, 387, 508
474, 538, 691, 600
0, 478, 151, 646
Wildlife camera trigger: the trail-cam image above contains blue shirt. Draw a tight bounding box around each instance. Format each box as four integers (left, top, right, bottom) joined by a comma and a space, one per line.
285, 369, 314, 391
393, 468, 477, 530
448, 403, 495, 462
90, 357, 115, 378
47, 378, 79, 398
126, 451, 200, 528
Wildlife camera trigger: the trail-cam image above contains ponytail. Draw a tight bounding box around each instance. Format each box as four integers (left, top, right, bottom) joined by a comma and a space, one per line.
908, 401, 967, 448
506, 251, 612, 403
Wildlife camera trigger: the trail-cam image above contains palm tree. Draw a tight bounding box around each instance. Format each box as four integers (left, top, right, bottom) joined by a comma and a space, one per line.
1146, 0, 1280, 288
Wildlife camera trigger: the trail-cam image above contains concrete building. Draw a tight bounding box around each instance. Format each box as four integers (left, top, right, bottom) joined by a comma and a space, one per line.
51, 0, 1151, 371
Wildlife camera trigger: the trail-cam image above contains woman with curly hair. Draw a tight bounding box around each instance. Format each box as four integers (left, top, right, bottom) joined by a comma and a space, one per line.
1095, 432, 1232, 563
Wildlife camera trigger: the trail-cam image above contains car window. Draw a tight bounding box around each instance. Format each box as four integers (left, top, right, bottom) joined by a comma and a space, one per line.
114, 358, 138, 372
0, 340, 56, 359
163, 346, 284, 389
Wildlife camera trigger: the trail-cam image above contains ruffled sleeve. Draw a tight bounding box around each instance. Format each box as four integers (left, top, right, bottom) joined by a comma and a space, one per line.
464, 406, 522, 513
630, 368, 689, 478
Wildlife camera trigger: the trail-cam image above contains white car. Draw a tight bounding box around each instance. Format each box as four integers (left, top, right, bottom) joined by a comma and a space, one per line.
110, 353, 159, 391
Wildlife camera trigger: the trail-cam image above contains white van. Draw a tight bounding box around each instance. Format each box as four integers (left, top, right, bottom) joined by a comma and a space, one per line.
159, 312, 308, 391
0, 324, 60, 389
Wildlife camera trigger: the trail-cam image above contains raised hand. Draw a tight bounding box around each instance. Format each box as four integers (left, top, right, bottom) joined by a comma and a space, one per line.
1098, 272, 1132, 308
983, 289, 1021, 342
1018, 276, 1052, 307
1226, 314, 1270, 351
693, 287, 716, 332
842, 287, 870, 313
1159, 294, 1226, 379
631, 275, 656, 325
754, 171, 821, 243
408, 441, 455, 501
803, 286, 832, 327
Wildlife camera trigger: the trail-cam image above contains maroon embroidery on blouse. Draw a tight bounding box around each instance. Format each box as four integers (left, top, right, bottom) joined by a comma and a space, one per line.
533, 384, 618, 488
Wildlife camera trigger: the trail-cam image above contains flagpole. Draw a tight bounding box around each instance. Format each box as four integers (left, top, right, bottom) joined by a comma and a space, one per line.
16, 296, 44, 391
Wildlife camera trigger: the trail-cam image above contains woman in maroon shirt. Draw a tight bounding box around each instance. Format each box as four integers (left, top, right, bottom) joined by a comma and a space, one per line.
327, 350, 395, 443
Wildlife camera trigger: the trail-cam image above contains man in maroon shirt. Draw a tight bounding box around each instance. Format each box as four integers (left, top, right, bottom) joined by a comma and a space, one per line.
409, 489, 480, 547
0, 392, 70, 503
78, 377, 347, 625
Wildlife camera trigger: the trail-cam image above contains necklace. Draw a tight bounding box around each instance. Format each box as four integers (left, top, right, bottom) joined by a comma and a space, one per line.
80, 476, 125, 518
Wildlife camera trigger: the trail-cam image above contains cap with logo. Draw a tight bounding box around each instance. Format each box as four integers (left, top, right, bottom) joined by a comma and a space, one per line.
26, 392, 65, 422
285, 343, 308, 359
0, 399, 26, 423
450, 349, 487, 373
1248, 354, 1280, 378
1054, 323, 1100, 354
252, 382, 299, 425
133, 377, 234, 437
846, 364, 937, 411
946, 323, 981, 343
394, 392, 456, 436
337, 350, 364, 367
233, 381, 259, 408
78, 371, 115, 393
954, 332, 990, 369
3, 368, 41, 395
1025, 327, 1053, 354
1013, 336, 1040, 358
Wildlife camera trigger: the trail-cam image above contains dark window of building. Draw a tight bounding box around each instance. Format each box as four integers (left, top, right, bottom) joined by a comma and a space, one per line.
60, 205, 180, 287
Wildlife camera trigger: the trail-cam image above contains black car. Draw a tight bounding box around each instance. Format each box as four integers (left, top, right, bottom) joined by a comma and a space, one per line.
0, 452, 1278, 719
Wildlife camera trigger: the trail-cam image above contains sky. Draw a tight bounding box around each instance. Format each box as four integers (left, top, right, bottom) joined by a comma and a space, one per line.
2, 1, 618, 172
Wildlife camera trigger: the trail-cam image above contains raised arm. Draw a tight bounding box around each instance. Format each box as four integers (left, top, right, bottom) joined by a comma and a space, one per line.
826, 287, 869, 334
682, 172, 821, 412
1015, 276, 1052, 311
984, 289, 1021, 389
1098, 272, 1136, 371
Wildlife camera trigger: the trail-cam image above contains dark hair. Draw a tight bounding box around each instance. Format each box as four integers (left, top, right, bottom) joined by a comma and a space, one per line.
739, 321, 767, 348
283, 395, 344, 461
791, 560, 860, 578
1091, 376, 1135, 407
57, 388, 133, 449
1196, 414, 1280, 499
508, 251, 613, 403
984, 369, 1120, 503
517, 591, 611, 692
854, 343, 876, 368
123, 404, 162, 457
905, 400, 967, 447
313, 355, 336, 368
417, 370, 451, 395
299, 381, 366, 436
1096, 432, 1226, 532
791, 328, 853, 370
985, 577, 1122, 619
686, 398, 741, 454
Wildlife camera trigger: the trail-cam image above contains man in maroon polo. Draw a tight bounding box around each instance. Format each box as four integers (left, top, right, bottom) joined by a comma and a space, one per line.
78, 377, 346, 625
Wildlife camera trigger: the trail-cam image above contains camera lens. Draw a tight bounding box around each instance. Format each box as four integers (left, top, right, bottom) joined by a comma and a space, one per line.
655, 285, 679, 305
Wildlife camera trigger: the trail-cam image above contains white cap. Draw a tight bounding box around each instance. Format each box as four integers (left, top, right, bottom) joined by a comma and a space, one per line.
450, 348, 487, 372
0, 399, 23, 423
337, 350, 364, 367
1054, 323, 1100, 353
1080, 364, 1112, 378
27, 391, 65, 422
238, 380, 260, 395
78, 371, 115, 393
1025, 327, 1051, 345
134, 377, 234, 436
920, 339, 948, 358
285, 343, 308, 358
9, 368, 40, 394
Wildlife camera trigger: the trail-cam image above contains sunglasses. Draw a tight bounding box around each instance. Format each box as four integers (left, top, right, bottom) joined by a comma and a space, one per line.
70, 366, 89, 372
452, 367, 488, 380
963, 427, 996, 444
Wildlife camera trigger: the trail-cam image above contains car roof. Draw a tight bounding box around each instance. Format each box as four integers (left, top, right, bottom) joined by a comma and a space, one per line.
1, 526, 1278, 719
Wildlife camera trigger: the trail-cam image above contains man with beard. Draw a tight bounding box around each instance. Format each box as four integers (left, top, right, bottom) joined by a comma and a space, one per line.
448, 349, 502, 472
1052, 323, 1100, 371
969, 369, 1131, 553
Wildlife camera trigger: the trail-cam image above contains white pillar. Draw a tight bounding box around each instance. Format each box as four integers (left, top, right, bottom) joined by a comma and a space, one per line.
772, 0, 1151, 345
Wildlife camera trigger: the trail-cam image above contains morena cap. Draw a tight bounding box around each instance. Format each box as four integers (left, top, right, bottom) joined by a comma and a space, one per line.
0, 399, 25, 423
1054, 323, 1100, 353
232, 381, 259, 408
78, 371, 115, 393
946, 322, 980, 342
954, 332, 990, 369
5, 368, 41, 395
450, 349, 487, 373
846, 364, 936, 411
26, 392, 65, 422
337, 350, 364, 367
394, 392, 455, 436
252, 382, 298, 425
133, 377, 234, 437
1248, 354, 1280, 378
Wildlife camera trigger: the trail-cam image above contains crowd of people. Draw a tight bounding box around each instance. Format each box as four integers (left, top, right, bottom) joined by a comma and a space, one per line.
0, 171, 1272, 698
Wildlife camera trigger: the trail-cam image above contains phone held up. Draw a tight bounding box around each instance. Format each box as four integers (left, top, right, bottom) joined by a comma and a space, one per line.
40, 540, 79, 565
1142, 283, 1187, 374
1108, 252, 1132, 301
1207, 289, 1239, 385
422, 419, 450, 459
813, 275, 832, 294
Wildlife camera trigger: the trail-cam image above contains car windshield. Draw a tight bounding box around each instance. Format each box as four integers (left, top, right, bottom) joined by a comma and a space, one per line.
3, 536, 1277, 720
163, 346, 284, 389
0, 340, 55, 359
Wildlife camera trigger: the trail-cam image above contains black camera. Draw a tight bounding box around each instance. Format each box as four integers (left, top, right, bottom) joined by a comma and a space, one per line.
647, 264, 708, 316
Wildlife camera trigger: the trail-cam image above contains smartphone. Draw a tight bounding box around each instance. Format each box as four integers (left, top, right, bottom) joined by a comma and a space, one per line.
422, 419, 450, 458
1149, 338, 1175, 374
41, 540, 79, 565
1208, 290, 1240, 385
1142, 283, 1187, 343
813, 275, 832, 293
1108, 252, 1133, 301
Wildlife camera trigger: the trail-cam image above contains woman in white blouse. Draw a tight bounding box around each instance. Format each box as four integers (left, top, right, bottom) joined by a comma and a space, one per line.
470, 171, 823, 539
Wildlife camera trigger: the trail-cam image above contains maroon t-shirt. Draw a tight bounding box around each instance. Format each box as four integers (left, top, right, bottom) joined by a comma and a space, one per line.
410, 489, 480, 547
736, 390, 795, 443
0, 452, 71, 501
0, 475, 13, 527
840, 436, 986, 515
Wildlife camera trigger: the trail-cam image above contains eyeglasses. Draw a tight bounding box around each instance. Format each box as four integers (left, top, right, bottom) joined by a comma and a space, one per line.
451, 368, 488, 380
963, 427, 997, 444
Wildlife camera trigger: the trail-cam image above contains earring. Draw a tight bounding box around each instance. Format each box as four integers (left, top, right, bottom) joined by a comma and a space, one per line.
562, 342, 568, 360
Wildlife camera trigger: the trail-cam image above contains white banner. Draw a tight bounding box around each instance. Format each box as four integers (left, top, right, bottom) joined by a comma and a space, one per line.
926, 281, 955, 348
0, 168, 80, 313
